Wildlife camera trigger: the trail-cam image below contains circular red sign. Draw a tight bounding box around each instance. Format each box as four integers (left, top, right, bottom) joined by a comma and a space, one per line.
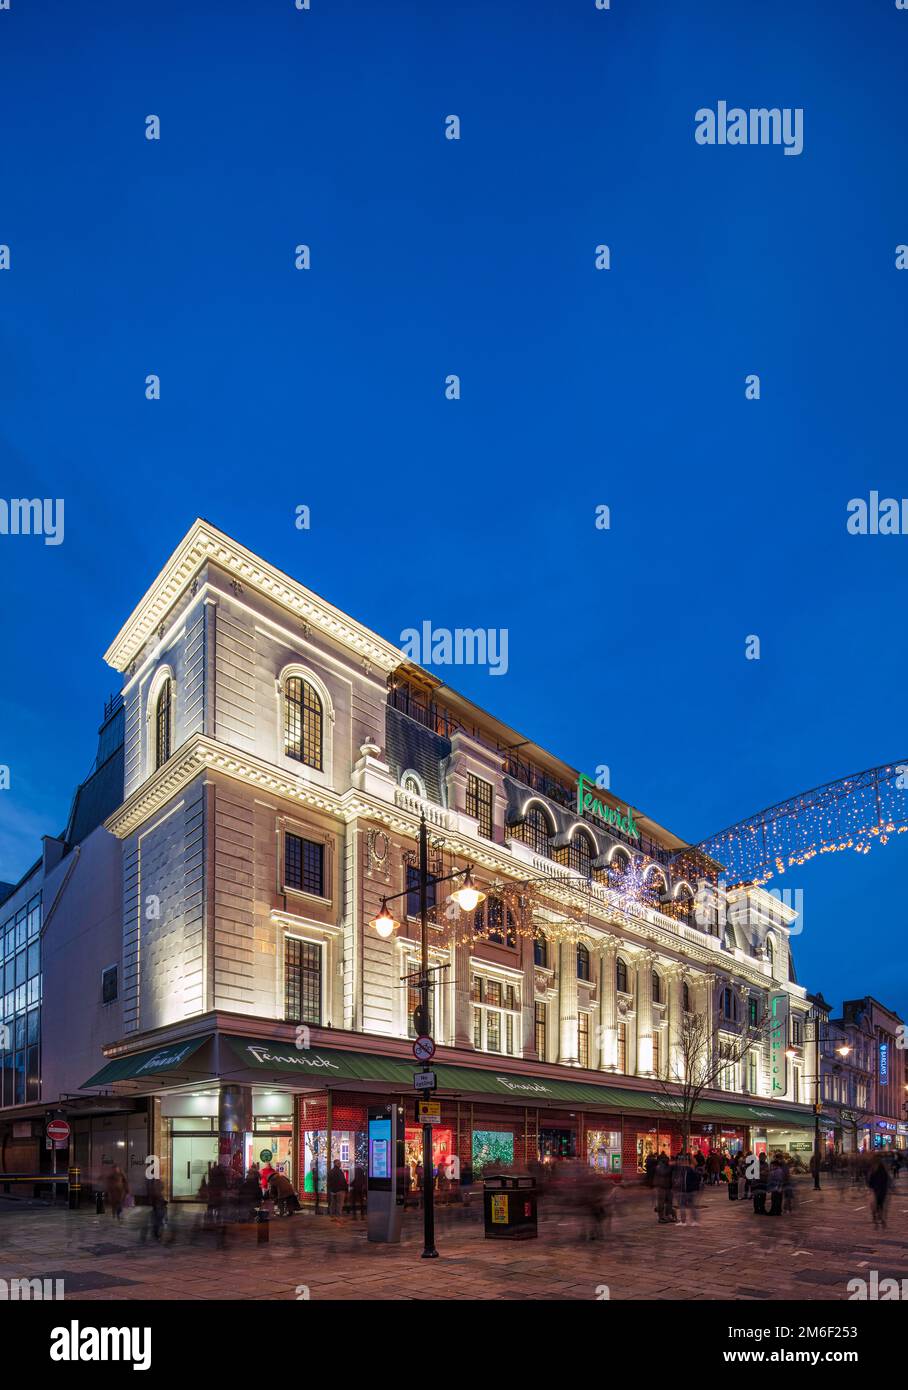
413, 1036, 436, 1062
46, 1120, 70, 1142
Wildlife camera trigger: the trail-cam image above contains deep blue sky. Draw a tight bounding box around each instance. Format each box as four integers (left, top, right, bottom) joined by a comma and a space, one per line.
1, 1, 906, 1015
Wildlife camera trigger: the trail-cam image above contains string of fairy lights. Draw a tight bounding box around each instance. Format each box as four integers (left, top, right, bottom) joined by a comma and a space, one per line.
696, 760, 908, 888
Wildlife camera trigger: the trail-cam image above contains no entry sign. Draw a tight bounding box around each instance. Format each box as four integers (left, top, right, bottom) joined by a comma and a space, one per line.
46, 1119, 70, 1143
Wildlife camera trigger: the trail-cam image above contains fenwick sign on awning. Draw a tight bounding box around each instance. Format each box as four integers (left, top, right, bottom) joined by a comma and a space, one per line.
577, 773, 640, 840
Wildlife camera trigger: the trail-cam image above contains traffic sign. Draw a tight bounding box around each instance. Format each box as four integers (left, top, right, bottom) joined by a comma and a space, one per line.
413, 1035, 436, 1062
417, 1100, 442, 1126
46, 1119, 70, 1144
414, 1071, 437, 1091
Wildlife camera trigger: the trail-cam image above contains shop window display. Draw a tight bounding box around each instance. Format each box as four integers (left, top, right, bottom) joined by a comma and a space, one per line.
587, 1129, 622, 1173
472, 1129, 515, 1173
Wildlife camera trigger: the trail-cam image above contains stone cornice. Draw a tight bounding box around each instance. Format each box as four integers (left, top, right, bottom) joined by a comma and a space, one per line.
103, 518, 405, 674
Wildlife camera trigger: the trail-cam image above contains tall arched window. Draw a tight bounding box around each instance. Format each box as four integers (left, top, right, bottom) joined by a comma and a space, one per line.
766, 937, 775, 970
513, 807, 552, 857
284, 676, 323, 770
534, 933, 548, 968
155, 678, 172, 769
577, 944, 591, 981
616, 956, 629, 994
652, 970, 662, 1005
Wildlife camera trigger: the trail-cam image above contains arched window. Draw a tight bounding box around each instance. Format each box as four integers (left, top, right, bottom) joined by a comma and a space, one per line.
652, 970, 662, 1005
284, 677, 323, 770
577, 944, 591, 981
682, 981, 691, 1012
616, 956, 629, 994
513, 806, 552, 857
534, 933, 547, 968
155, 678, 172, 769
558, 829, 594, 877
401, 770, 425, 797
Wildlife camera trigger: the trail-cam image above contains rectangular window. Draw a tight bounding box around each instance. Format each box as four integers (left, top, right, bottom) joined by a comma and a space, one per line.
406, 864, 437, 918
535, 1002, 546, 1060
285, 938, 321, 1025
651, 1030, 660, 1078
470, 975, 482, 1003
747, 1052, 757, 1093
473, 1007, 482, 1049
578, 1013, 590, 1068
101, 965, 118, 1004
505, 1014, 514, 1055
486, 1012, 501, 1053
617, 1022, 626, 1073
466, 774, 494, 839
285, 833, 325, 897
485, 980, 501, 1007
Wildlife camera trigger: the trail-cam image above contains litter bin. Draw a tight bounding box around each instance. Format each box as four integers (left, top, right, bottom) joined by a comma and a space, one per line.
482, 1174, 537, 1240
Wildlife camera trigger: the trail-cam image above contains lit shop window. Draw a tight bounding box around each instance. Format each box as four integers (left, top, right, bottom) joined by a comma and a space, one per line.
466, 774, 494, 839
471, 975, 520, 1057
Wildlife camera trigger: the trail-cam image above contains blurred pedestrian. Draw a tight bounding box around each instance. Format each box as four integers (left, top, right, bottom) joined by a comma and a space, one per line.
868, 1155, 890, 1228
105, 1165, 128, 1221
350, 1162, 367, 1219
327, 1159, 348, 1220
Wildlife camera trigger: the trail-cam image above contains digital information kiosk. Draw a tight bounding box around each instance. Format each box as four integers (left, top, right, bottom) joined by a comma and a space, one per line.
367, 1102, 405, 1243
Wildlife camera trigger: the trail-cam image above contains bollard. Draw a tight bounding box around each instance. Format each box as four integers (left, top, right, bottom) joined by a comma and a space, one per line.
68, 1166, 81, 1211
256, 1208, 270, 1244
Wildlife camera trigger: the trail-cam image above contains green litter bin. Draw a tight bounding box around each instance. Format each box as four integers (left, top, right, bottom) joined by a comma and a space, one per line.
482, 1174, 537, 1240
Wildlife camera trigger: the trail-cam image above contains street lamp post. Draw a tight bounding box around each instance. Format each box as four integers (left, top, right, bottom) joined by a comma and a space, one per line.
809, 1020, 851, 1191
370, 812, 484, 1259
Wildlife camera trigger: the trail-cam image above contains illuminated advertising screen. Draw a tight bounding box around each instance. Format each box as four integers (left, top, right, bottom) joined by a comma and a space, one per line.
369, 1117, 391, 1180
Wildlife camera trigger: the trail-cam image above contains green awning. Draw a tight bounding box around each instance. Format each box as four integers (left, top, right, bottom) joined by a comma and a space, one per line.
81, 1035, 213, 1087
221, 1037, 818, 1129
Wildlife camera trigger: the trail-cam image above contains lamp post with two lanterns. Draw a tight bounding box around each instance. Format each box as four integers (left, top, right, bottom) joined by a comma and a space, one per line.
370, 811, 485, 1259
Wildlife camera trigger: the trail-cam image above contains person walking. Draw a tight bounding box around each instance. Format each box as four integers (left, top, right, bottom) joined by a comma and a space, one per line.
327, 1159, 348, 1221
654, 1153, 675, 1223
145, 1176, 167, 1241
350, 1163, 367, 1219
782, 1157, 795, 1214
310, 1160, 321, 1214
767, 1156, 785, 1215
105, 1164, 128, 1221
867, 1155, 890, 1228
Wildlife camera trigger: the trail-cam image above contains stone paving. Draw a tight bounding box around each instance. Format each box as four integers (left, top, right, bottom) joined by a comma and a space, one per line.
1, 1175, 906, 1301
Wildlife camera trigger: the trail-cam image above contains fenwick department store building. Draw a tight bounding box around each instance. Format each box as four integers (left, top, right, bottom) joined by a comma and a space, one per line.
74, 520, 827, 1200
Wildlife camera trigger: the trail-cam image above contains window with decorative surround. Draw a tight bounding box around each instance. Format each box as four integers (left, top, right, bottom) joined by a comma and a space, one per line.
155, 678, 172, 769
285, 937, 321, 1025
471, 972, 521, 1057
466, 773, 494, 839
509, 807, 552, 857
283, 676, 323, 770
284, 833, 325, 898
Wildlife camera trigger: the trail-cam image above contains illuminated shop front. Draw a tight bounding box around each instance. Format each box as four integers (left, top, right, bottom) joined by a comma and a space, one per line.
406, 1126, 454, 1185
162, 1089, 294, 1200
587, 1129, 622, 1173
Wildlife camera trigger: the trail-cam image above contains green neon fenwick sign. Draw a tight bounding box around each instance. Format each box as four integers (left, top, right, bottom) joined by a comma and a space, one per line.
577, 774, 640, 840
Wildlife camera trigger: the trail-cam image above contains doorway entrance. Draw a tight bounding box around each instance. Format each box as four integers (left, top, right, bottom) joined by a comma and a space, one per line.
172, 1135, 218, 1198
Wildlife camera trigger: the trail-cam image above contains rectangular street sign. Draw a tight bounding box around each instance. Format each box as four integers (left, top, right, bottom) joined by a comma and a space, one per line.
417, 1100, 442, 1126
414, 1071, 436, 1091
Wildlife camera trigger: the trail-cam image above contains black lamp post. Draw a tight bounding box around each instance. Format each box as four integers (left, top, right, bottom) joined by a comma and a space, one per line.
371, 812, 484, 1259
809, 1020, 851, 1191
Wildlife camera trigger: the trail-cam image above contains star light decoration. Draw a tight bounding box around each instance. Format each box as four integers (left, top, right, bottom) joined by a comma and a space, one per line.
441, 854, 661, 949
